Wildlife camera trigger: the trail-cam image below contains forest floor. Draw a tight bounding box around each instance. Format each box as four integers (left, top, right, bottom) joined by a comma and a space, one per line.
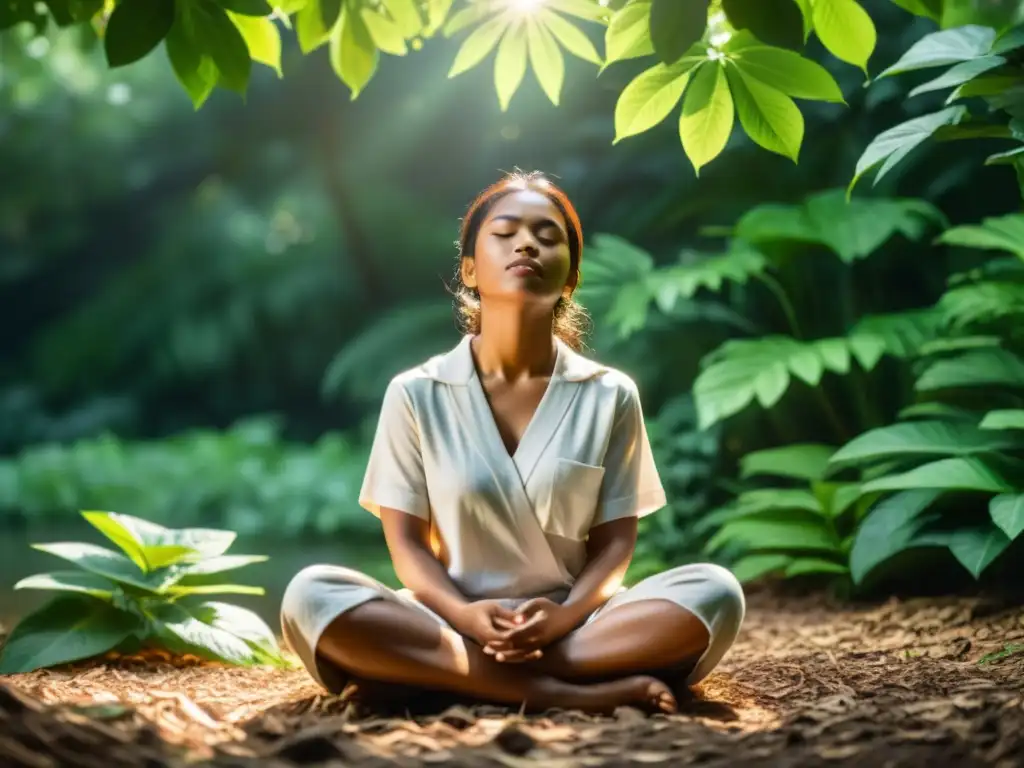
1, 590, 1023, 767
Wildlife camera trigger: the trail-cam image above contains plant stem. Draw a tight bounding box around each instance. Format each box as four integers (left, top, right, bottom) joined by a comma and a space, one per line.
816, 385, 850, 445
757, 273, 802, 339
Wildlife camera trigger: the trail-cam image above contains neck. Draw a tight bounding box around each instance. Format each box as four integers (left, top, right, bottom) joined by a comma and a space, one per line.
473, 302, 556, 381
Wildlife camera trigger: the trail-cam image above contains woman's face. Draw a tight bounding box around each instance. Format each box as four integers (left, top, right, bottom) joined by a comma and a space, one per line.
462, 189, 577, 309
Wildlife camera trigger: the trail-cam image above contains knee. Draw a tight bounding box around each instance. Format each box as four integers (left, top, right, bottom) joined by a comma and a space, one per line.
281, 564, 364, 616
698, 563, 746, 634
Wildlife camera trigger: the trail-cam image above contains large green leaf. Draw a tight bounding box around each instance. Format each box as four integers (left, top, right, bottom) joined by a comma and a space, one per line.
14, 571, 119, 599
730, 553, 792, 583
230, 13, 283, 76
296, 0, 331, 52
604, 0, 653, 68
448, 12, 507, 76
219, 0, 272, 15
990, 493, 1024, 540
166, 583, 266, 596
0, 596, 141, 674
381, 0, 423, 37
981, 409, 1024, 430
740, 443, 835, 481
730, 45, 844, 103
861, 457, 1014, 494
679, 62, 735, 174
829, 420, 1022, 471
191, 0, 252, 94
649, 0, 707, 65
938, 214, 1024, 260
165, 13, 219, 109
784, 557, 848, 577
916, 524, 1011, 578
725, 62, 803, 161
614, 56, 703, 142
332, 1, 379, 98
707, 510, 840, 553
908, 55, 1006, 99
31, 543, 162, 592
810, 0, 876, 73
848, 489, 943, 584
722, 0, 805, 50
174, 554, 269, 576
915, 347, 1024, 392
850, 107, 967, 193
495, 23, 528, 110
733, 189, 945, 262
362, 7, 409, 54
539, 8, 602, 64
82, 512, 199, 573
527, 15, 565, 105
889, 0, 941, 21
653, 244, 766, 311
148, 603, 267, 665
877, 25, 997, 79
939, 282, 1024, 330
104, 0, 175, 68
191, 601, 283, 661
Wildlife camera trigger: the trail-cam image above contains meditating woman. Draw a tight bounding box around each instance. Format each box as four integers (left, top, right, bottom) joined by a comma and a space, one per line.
281, 171, 745, 714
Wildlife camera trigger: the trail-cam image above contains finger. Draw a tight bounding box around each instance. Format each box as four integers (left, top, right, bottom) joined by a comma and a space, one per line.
493, 617, 518, 630
494, 648, 543, 663
502, 611, 547, 638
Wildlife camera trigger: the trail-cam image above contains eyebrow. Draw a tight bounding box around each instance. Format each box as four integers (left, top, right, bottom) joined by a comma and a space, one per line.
490, 214, 564, 230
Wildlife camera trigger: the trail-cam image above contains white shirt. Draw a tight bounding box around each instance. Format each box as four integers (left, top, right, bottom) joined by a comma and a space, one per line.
359, 334, 667, 600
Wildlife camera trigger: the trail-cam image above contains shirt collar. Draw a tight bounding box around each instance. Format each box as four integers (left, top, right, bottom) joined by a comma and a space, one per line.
427, 334, 606, 385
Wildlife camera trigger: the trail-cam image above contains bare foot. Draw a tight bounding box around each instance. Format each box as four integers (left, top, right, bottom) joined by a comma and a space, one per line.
544, 674, 677, 715
621, 675, 678, 714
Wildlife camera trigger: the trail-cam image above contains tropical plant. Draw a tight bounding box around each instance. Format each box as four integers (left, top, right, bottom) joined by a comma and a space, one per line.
853, 19, 1024, 199
826, 213, 1024, 589
2, 0, 909, 173
0, 511, 287, 674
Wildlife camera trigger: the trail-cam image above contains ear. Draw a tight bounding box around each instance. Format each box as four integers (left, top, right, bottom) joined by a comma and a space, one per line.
461, 257, 477, 289
563, 267, 580, 297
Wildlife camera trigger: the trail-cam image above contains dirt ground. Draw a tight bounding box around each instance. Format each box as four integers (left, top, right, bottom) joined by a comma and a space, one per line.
2, 589, 1023, 767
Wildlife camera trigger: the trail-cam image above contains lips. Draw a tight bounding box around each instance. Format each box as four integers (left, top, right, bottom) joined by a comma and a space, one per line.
507, 257, 542, 276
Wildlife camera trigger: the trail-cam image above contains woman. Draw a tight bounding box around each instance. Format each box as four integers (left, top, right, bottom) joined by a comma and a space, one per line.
281, 171, 745, 714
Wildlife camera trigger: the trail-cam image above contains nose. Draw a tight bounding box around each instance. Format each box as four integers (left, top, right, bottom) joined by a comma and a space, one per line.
513, 229, 540, 254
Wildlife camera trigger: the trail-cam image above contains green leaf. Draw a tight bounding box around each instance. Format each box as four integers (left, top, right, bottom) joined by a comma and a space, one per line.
888, 0, 941, 20
679, 62, 734, 174
45, 0, 103, 26
104, 0, 175, 67
917, 525, 1011, 578
981, 409, 1024, 430
861, 457, 1013, 494
191, 601, 283, 660
0, 596, 141, 674
191, 0, 253, 94
730, 45, 844, 103
939, 281, 1024, 330
849, 489, 942, 584
707, 510, 840, 553
82, 512, 222, 570
381, 0, 422, 38
448, 13, 508, 77
81, 511, 151, 572
740, 443, 836, 481
916, 348, 1024, 392
908, 56, 1006, 99
649, 0, 708, 65
442, 2, 491, 36
829, 420, 1022, 471
547, 0, 612, 22
331, 2, 379, 99
990, 493, 1024, 540
175, 554, 269, 576
811, 0, 876, 73
219, 0, 272, 15
986, 146, 1024, 166
425, 0, 452, 35
784, 557, 848, 577
296, 0, 331, 52
230, 13, 282, 74
165, 13, 219, 109
725, 62, 803, 162
721, 0, 805, 50
730, 553, 792, 582
540, 7, 601, 64
604, 0, 653, 68
878, 25, 997, 79
362, 8, 408, 55
495, 23, 528, 111
850, 106, 967, 194
614, 57, 701, 142
148, 603, 266, 665
993, 25, 1024, 55
166, 583, 266, 596
527, 17, 565, 105
319, 0, 341, 27
938, 214, 1024, 260
32, 543, 161, 592
653, 244, 766, 311
14, 571, 118, 599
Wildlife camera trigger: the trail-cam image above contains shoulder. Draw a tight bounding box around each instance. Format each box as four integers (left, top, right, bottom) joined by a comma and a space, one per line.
380, 348, 451, 405
571, 350, 641, 411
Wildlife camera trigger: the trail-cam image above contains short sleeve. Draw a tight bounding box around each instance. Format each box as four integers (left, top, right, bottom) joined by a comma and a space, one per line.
593, 381, 667, 527
358, 378, 430, 520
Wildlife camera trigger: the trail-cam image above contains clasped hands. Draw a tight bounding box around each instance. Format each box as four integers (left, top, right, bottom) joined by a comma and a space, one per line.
455, 598, 575, 663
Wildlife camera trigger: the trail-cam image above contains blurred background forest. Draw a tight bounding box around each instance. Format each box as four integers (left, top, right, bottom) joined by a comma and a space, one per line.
2, 0, 1023, 625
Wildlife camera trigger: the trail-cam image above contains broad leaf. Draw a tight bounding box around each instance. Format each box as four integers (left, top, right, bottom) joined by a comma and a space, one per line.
604, 0, 653, 68
829, 420, 1022, 471
878, 25, 997, 79
331, 2, 379, 98
174, 554, 269, 576
939, 282, 1024, 330
850, 106, 967, 193
725, 63, 803, 161
0, 596, 141, 674
14, 571, 118, 599
165, 15, 219, 109
104, 0, 175, 68
730, 553, 792, 582
811, 0, 876, 73
166, 583, 266, 596
614, 57, 701, 142
448, 12, 507, 77
730, 45, 844, 102
990, 493, 1024, 540
219, 0, 272, 15
540, 8, 601, 64
679, 62, 734, 173
908, 56, 1006, 99
981, 409, 1024, 430
916, 347, 1024, 391
191, 601, 283, 659
649, 0, 708, 65
527, 16, 565, 105
230, 13, 283, 75
722, 0, 805, 50
916, 524, 1011, 578
889, 0, 941, 21
191, 0, 253, 94
861, 457, 1013, 494
938, 214, 1024, 260
653, 245, 766, 311
495, 24, 528, 111
32, 543, 161, 592
707, 510, 840, 553
362, 8, 409, 55
784, 557, 848, 577
296, 0, 331, 52
442, 2, 491, 36
848, 489, 943, 584
740, 443, 835, 481
381, 0, 422, 37
547, 0, 610, 22
148, 603, 267, 665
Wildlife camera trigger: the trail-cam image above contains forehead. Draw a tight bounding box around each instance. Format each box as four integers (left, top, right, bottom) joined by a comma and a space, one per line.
487, 189, 565, 227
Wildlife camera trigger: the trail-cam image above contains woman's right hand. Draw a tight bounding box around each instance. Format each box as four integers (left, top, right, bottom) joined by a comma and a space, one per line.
452, 601, 546, 661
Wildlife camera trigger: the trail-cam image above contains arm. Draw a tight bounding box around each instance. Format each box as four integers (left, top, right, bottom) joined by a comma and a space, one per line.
558, 516, 638, 627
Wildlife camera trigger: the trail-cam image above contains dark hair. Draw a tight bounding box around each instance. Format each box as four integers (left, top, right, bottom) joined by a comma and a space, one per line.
453, 170, 590, 350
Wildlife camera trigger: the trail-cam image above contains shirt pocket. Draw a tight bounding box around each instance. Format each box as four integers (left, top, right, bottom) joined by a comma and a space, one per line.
543, 458, 606, 541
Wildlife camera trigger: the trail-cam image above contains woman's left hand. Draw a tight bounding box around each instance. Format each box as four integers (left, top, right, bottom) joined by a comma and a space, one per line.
483, 598, 577, 662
